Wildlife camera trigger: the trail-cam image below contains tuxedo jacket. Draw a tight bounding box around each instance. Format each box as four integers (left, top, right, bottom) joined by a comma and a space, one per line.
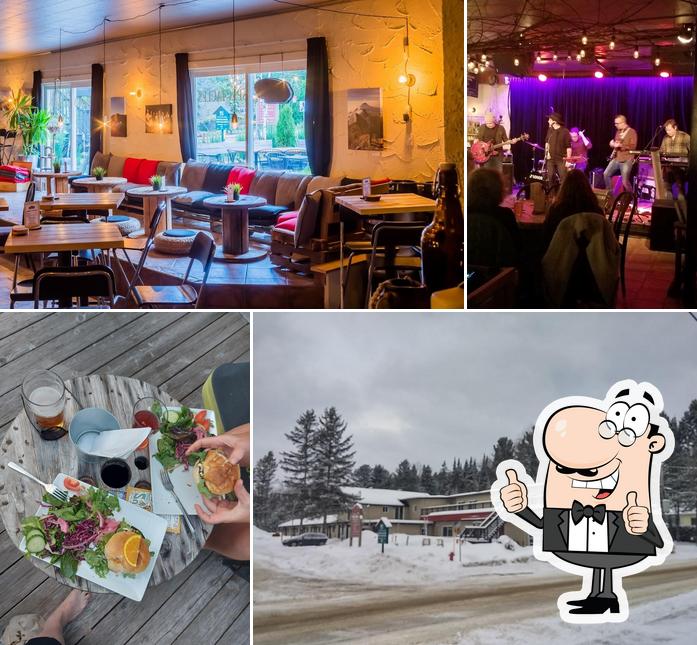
517, 506, 663, 556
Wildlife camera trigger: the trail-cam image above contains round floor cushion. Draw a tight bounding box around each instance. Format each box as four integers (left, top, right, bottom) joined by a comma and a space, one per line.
91, 215, 141, 236
154, 229, 197, 254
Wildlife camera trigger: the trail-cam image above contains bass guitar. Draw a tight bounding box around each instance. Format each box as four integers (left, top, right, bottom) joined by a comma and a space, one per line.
471, 133, 529, 164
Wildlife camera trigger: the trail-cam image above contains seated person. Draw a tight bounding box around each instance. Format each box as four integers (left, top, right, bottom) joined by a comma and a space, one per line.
467, 167, 520, 267
659, 118, 690, 201
544, 169, 603, 250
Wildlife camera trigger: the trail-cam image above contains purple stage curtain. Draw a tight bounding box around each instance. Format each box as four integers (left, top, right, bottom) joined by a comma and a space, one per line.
508, 76, 693, 182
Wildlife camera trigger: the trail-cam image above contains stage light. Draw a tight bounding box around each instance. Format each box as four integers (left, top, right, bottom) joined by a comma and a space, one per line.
538, 73, 547, 82
513, 57, 520, 67
594, 71, 604, 78
536, 52, 542, 62
660, 70, 670, 78
552, 52, 558, 61
582, 31, 588, 45
633, 46, 639, 59
678, 24, 694, 44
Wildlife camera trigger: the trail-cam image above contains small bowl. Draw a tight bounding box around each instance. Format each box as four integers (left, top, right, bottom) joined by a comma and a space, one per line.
69, 407, 119, 462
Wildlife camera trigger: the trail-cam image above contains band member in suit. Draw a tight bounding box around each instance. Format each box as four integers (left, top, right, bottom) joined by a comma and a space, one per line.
545, 112, 571, 183
603, 115, 638, 194
492, 380, 673, 623
659, 118, 690, 199
569, 127, 592, 172
473, 112, 508, 172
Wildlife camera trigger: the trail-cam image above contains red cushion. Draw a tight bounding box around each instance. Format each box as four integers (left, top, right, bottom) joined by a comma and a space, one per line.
277, 211, 298, 223
371, 177, 390, 185
122, 158, 143, 182
135, 159, 160, 184
226, 166, 256, 194
275, 217, 297, 232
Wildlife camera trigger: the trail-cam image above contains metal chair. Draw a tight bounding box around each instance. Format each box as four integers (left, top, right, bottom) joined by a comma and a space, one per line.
33, 265, 116, 308
607, 192, 636, 298
132, 232, 216, 308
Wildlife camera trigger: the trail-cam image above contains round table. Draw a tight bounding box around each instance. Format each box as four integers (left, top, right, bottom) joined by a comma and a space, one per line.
33, 170, 81, 196
72, 176, 127, 193
0, 374, 212, 593
203, 194, 268, 263
127, 186, 188, 237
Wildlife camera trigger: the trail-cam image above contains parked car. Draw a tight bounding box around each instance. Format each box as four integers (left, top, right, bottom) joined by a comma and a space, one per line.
282, 532, 328, 546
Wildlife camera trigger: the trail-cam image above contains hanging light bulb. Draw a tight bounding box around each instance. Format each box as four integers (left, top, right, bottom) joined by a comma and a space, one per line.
481, 52, 487, 62
633, 45, 639, 59
552, 52, 558, 61
57, 114, 64, 129
655, 56, 661, 66
609, 31, 616, 50
581, 31, 588, 45
580, 48, 586, 58
576, 53, 582, 61
231, 112, 239, 129
513, 57, 520, 67
468, 60, 475, 70
536, 52, 542, 63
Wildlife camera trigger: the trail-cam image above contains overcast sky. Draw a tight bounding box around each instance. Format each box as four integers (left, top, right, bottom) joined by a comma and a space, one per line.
253, 312, 697, 472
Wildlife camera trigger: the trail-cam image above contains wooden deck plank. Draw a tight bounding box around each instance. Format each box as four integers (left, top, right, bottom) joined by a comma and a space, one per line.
217, 605, 250, 645
0, 312, 53, 342
178, 350, 250, 410
0, 557, 49, 617
123, 554, 234, 645
172, 575, 249, 645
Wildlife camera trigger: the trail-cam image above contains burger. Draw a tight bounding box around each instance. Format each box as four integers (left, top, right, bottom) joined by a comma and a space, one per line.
192, 449, 240, 501
105, 530, 151, 574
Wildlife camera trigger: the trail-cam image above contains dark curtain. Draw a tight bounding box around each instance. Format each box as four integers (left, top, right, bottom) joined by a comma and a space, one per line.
31, 70, 42, 109
509, 76, 693, 182
305, 37, 331, 176
175, 53, 195, 163
90, 63, 104, 165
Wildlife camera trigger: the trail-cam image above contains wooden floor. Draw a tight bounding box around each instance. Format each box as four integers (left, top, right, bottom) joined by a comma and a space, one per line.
0, 312, 250, 644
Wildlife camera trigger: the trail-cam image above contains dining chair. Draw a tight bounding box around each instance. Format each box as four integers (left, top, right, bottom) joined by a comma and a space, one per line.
607, 192, 636, 297
33, 265, 116, 308
132, 232, 216, 308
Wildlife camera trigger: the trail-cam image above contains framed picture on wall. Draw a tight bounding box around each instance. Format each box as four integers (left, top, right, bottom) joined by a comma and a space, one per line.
347, 88, 384, 151
145, 104, 173, 134
110, 113, 127, 137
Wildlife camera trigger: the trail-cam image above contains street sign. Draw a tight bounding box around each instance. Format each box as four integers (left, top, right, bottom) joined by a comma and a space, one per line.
376, 517, 391, 554
214, 105, 231, 130
350, 503, 363, 546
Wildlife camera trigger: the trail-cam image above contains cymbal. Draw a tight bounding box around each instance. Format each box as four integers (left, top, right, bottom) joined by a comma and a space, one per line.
527, 142, 544, 150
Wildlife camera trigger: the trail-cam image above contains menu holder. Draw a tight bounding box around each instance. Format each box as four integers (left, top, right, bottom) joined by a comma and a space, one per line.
360, 177, 381, 201
23, 202, 41, 229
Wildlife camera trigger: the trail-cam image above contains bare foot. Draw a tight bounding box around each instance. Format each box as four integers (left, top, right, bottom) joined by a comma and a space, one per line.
55, 590, 90, 628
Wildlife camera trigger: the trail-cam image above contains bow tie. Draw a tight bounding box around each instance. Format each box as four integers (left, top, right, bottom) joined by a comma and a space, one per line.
571, 500, 606, 525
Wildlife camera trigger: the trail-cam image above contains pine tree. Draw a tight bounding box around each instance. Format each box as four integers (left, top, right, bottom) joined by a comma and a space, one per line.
479, 454, 495, 488
273, 104, 297, 147
492, 436, 515, 468
514, 428, 539, 476
353, 464, 373, 487
674, 404, 697, 539
310, 407, 357, 532
253, 451, 277, 530
371, 464, 392, 488
393, 459, 419, 490
280, 409, 317, 529
463, 457, 479, 491
420, 464, 435, 493
436, 460, 450, 494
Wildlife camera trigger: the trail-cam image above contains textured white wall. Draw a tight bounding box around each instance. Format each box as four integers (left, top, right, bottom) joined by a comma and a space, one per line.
0, 0, 445, 180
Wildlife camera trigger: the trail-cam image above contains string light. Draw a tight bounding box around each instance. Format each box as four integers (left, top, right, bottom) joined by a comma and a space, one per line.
655, 56, 661, 66
513, 57, 520, 67
231, 0, 238, 129
467, 60, 475, 70
579, 48, 586, 58
581, 31, 588, 45
536, 52, 542, 63
576, 53, 582, 61
609, 32, 616, 50
633, 44, 639, 59
552, 52, 558, 61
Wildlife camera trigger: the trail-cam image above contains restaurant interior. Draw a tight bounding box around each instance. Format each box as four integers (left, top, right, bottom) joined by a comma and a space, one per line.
467, 0, 697, 309
0, 0, 464, 310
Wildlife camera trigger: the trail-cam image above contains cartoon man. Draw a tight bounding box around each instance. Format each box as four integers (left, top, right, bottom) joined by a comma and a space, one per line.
491, 380, 673, 624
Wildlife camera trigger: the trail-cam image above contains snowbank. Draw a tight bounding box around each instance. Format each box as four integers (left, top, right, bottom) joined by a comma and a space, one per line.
254, 528, 536, 585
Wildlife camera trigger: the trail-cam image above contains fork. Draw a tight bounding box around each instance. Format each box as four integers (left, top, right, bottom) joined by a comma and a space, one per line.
8, 462, 69, 502
159, 469, 195, 533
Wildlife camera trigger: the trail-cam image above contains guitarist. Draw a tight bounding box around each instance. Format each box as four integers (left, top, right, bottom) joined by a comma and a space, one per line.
603, 114, 638, 194
545, 112, 571, 183
474, 112, 508, 172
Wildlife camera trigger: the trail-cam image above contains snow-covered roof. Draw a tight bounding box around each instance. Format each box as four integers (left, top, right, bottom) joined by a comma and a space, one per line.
279, 514, 338, 527
342, 486, 433, 507
425, 507, 495, 518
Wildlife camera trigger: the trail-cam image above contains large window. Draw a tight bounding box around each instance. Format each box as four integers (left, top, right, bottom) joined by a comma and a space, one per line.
42, 82, 92, 173
193, 69, 308, 173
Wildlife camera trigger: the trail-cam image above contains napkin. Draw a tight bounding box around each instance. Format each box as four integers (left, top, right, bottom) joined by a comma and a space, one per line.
76, 427, 151, 458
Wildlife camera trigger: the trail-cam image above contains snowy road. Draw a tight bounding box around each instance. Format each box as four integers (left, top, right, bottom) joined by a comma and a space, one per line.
253, 559, 697, 644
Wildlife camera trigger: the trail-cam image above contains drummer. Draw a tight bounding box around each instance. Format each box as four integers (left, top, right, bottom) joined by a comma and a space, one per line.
568, 127, 592, 172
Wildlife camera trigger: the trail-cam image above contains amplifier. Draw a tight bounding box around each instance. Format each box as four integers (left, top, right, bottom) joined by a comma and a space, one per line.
591, 168, 605, 188
502, 162, 514, 194
650, 199, 677, 251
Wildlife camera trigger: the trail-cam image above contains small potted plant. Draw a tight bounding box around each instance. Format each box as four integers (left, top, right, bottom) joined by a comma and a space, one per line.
52, 159, 61, 173
224, 182, 242, 202
93, 166, 106, 181
149, 175, 163, 191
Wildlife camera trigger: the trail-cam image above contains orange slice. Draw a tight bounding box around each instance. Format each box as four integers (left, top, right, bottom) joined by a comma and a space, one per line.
123, 534, 142, 568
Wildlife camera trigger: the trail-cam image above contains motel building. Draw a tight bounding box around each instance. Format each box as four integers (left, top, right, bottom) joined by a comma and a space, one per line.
278, 486, 531, 546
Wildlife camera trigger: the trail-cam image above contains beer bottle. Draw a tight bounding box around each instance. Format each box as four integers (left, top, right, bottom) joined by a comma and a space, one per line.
421, 163, 464, 292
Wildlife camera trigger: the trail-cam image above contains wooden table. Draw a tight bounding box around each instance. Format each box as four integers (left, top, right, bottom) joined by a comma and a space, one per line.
4, 222, 124, 255
513, 200, 545, 229
334, 193, 437, 307
0, 374, 213, 593
38, 192, 124, 215
72, 176, 127, 193
204, 195, 268, 263
33, 170, 81, 196
0, 312, 250, 642
0, 197, 8, 211
126, 186, 187, 236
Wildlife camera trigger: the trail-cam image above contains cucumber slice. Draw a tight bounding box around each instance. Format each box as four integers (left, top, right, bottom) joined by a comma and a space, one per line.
166, 409, 180, 423
25, 529, 45, 542
26, 535, 46, 554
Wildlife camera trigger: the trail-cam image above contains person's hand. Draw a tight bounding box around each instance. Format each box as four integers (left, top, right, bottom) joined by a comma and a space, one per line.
623, 491, 649, 535
186, 423, 250, 467
500, 468, 528, 513
194, 478, 250, 525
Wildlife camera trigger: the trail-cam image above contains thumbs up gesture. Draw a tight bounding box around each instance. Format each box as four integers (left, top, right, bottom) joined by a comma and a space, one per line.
500, 468, 528, 513
623, 491, 649, 535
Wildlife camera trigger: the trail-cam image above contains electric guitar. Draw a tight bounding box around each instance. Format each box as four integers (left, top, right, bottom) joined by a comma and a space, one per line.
471, 133, 529, 164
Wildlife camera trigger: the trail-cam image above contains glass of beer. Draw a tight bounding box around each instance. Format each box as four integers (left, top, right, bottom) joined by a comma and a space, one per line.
21, 370, 67, 440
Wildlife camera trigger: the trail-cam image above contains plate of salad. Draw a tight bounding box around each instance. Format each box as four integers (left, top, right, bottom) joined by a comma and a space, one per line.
19, 474, 167, 601
150, 406, 217, 515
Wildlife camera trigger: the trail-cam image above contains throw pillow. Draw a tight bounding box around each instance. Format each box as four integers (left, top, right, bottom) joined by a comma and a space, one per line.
91, 151, 112, 173
294, 190, 322, 247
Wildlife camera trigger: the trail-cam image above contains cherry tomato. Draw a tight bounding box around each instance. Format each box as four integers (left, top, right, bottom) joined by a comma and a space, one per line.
64, 477, 82, 492
194, 410, 208, 425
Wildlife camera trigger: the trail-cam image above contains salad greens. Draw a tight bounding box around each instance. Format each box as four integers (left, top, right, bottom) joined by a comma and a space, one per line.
154, 406, 210, 471
21, 487, 144, 581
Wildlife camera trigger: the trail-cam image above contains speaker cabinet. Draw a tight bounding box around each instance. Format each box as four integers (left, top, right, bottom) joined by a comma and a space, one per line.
502, 162, 514, 194
650, 199, 677, 251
